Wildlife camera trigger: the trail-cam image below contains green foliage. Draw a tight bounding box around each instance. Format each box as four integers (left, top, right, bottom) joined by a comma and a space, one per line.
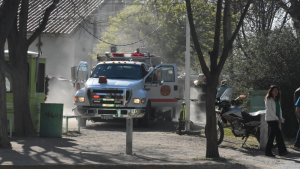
93, 0, 218, 73
225, 27, 300, 138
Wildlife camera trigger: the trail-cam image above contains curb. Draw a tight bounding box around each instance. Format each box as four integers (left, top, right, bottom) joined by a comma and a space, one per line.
0, 164, 248, 169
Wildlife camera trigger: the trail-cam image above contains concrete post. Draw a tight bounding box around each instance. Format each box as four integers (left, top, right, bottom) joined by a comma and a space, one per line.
260, 113, 268, 150
126, 110, 133, 155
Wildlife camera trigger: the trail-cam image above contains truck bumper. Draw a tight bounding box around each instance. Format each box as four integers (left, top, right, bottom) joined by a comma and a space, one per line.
74, 107, 146, 119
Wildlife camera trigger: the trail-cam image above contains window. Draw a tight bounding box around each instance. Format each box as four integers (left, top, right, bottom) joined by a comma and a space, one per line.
5, 71, 13, 92
91, 64, 142, 80
36, 63, 45, 93
141, 64, 148, 77
146, 66, 175, 83
77, 64, 89, 81
161, 66, 175, 82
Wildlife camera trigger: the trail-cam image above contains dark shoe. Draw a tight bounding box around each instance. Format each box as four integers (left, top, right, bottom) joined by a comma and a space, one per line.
294, 144, 300, 149
265, 153, 276, 157
279, 151, 289, 156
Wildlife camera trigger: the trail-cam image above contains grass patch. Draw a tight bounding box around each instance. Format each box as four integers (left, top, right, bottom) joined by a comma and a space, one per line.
200, 127, 260, 148
224, 128, 232, 136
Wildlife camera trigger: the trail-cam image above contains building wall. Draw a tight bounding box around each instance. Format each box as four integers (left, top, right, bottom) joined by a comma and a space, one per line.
28, 35, 75, 79
7, 0, 127, 80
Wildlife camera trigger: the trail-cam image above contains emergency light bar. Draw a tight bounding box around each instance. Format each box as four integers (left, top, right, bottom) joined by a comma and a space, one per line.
111, 53, 156, 57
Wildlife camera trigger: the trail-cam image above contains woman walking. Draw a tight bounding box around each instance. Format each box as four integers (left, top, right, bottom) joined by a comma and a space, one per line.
265, 85, 288, 157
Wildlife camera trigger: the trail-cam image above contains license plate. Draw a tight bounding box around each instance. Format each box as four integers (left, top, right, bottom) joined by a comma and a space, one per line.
101, 115, 113, 120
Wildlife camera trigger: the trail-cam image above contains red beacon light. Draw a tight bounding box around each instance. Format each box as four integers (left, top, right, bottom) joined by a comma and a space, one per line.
98, 76, 107, 83
131, 53, 145, 57
111, 53, 124, 57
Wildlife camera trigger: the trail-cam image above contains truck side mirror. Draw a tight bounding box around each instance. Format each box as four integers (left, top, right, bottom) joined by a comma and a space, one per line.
71, 66, 77, 82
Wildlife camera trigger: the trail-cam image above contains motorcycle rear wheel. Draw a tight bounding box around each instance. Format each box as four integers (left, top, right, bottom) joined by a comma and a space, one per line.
205, 121, 224, 145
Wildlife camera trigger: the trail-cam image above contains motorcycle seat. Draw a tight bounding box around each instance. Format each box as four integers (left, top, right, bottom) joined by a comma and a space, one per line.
242, 111, 260, 123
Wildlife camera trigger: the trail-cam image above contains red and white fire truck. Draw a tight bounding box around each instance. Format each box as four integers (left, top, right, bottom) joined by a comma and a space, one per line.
72, 49, 179, 127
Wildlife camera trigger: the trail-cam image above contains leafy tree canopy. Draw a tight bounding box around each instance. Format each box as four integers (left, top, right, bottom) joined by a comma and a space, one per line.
224, 27, 300, 137
92, 0, 228, 73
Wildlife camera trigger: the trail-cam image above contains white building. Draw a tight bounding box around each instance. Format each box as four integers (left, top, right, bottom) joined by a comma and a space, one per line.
10, 0, 127, 79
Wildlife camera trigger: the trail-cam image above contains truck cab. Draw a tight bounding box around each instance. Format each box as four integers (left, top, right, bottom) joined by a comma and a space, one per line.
73, 51, 179, 127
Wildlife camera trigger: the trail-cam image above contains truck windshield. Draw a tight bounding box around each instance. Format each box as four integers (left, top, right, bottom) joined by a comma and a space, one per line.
91, 64, 142, 79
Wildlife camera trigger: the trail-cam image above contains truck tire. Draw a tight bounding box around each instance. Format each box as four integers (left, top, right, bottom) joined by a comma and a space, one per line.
138, 102, 150, 128
165, 110, 172, 122
79, 118, 87, 127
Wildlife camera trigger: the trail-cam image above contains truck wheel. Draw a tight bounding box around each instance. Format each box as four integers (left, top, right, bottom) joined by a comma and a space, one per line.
138, 102, 150, 128
165, 110, 172, 122
79, 118, 87, 127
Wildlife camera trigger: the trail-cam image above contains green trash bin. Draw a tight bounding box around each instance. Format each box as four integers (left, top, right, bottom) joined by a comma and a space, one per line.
40, 103, 63, 137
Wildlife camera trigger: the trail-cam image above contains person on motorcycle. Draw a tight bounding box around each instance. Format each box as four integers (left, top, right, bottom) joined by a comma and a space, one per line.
265, 85, 288, 157
216, 80, 229, 98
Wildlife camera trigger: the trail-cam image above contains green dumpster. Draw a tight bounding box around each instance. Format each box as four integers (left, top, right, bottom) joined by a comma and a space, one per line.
40, 103, 63, 137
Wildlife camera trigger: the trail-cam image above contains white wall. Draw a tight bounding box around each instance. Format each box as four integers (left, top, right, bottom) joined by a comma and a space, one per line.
7, 0, 127, 80
28, 35, 75, 79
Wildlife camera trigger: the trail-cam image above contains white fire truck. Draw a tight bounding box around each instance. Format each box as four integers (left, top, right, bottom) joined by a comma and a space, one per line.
72, 50, 179, 127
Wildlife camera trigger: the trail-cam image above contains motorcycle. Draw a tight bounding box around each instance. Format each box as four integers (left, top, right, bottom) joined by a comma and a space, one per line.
205, 88, 263, 146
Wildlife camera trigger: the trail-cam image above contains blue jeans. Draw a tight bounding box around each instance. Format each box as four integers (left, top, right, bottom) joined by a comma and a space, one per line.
296, 113, 300, 146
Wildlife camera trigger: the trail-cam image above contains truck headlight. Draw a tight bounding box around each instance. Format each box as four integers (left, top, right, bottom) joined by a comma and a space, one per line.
133, 99, 141, 104
133, 98, 146, 104
75, 96, 85, 102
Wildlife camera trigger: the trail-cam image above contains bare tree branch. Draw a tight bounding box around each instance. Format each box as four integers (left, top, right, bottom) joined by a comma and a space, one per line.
19, 0, 29, 43
280, 11, 289, 30
216, 0, 252, 75
185, 0, 210, 77
210, 0, 223, 72
223, 0, 230, 45
0, 0, 21, 41
7, 18, 19, 67
28, 0, 60, 45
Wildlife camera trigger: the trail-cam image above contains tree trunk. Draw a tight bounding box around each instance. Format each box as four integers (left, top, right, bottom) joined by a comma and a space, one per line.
205, 76, 219, 158
11, 51, 36, 137
0, 45, 11, 148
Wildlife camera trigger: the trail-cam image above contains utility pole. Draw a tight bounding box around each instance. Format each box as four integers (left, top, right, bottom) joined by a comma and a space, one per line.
185, 12, 191, 131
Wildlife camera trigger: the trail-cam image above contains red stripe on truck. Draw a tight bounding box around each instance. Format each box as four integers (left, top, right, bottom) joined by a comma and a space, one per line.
150, 99, 178, 102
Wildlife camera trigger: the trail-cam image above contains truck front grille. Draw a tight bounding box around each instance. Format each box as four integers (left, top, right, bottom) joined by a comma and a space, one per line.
90, 88, 131, 107
93, 90, 123, 94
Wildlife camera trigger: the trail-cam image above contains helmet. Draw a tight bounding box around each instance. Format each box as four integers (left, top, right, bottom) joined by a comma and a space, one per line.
221, 80, 227, 86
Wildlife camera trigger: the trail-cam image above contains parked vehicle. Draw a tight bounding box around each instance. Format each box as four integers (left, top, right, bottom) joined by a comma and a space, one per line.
5, 50, 47, 132
205, 88, 263, 146
72, 50, 179, 127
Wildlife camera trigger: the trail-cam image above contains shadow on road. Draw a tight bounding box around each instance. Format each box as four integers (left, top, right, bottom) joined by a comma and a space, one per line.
83, 120, 205, 134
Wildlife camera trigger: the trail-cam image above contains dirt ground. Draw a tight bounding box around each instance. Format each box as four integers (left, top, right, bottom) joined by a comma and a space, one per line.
1, 117, 300, 169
